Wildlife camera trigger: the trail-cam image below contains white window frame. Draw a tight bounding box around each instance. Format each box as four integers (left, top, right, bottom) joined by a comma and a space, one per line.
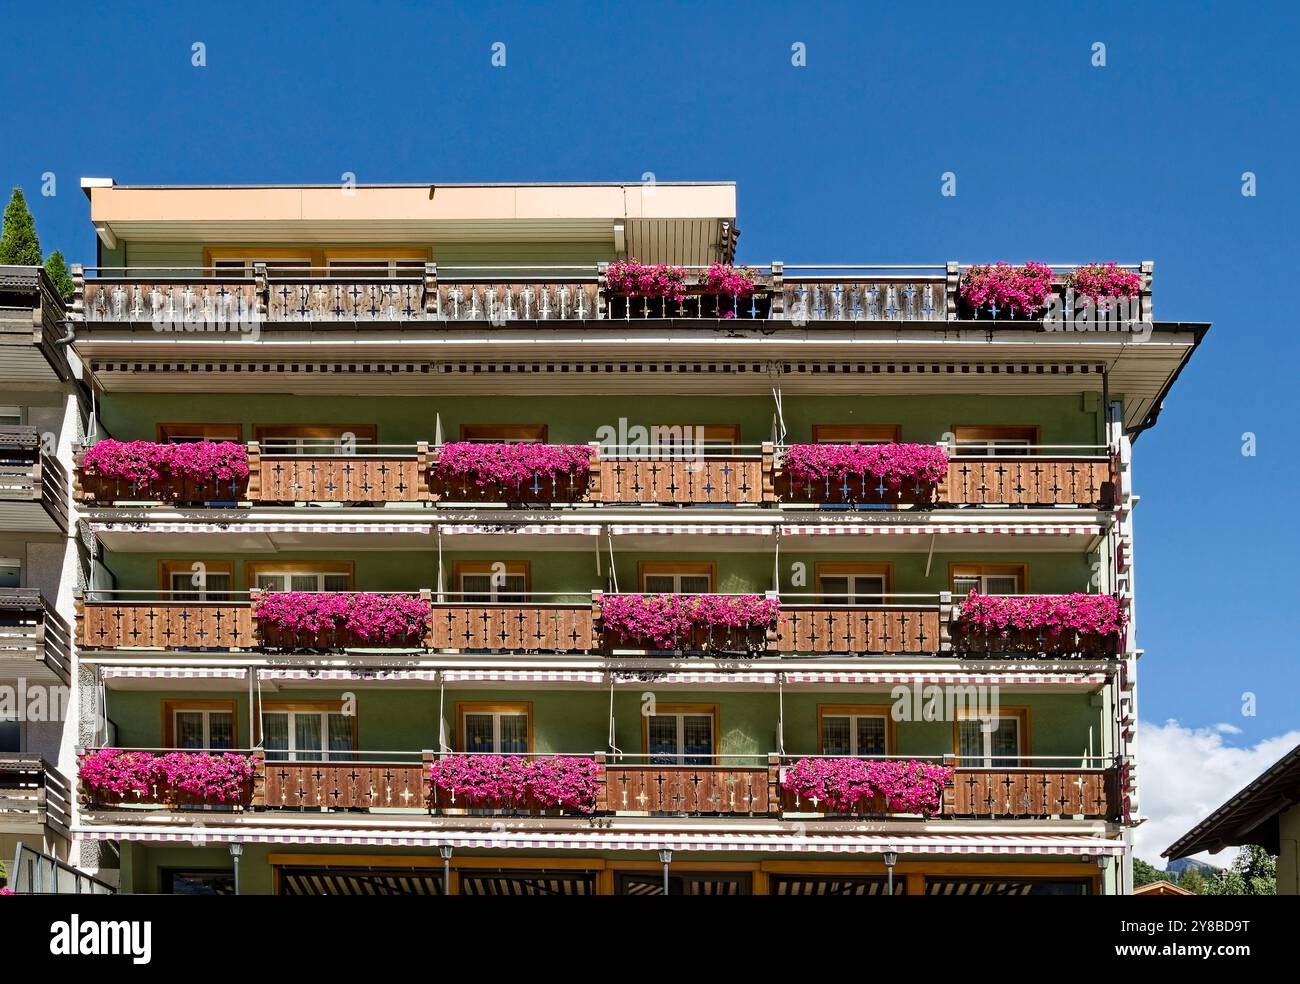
820, 573, 888, 605
820, 713, 889, 756
958, 715, 1022, 768
460, 709, 530, 753
172, 707, 235, 750
647, 712, 715, 765
642, 572, 714, 594
262, 709, 354, 762
458, 571, 527, 603
253, 570, 351, 592
953, 573, 1022, 595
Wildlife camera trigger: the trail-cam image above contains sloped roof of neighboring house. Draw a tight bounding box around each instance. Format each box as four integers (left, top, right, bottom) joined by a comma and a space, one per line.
1134, 880, 1193, 896
1165, 740, 1300, 859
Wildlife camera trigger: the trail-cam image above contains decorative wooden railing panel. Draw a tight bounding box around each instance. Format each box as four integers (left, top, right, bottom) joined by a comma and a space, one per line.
946, 768, 1119, 819
0, 755, 70, 834
78, 600, 255, 650
427, 465, 593, 504
83, 278, 259, 324
249, 448, 428, 503
594, 456, 772, 505
773, 472, 936, 506
774, 606, 943, 655
940, 458, 1115, 507
428, 603, 597, 653
260, 760, 429, 811
602, 764, 771, 815
0, 588, 71, 683
75, 469, 247, 504
268, 279, 424, 321
433, 280, 600, 321
778, 279, 946, 321
606, 290, 772, 320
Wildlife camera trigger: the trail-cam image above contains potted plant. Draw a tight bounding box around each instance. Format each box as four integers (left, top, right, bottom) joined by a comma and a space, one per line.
959, 262, 1055, 319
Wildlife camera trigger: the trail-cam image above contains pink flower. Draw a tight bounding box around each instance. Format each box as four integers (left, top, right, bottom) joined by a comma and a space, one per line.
960, 262, 1055, 316
782, 442, 948, 487
83, 439, 249, 486
1063, 263, 1143, 308
600, 593, 780, 649
429, 755, 602, 813
704, 263, 756, 297
79, 748, 255, 804
780, 757, 951, 817
254, 591, 432, 644
78, 748, 158, 796
433, 442, 593, 488
606, 260, 689, 301
953, 592, 1127, 641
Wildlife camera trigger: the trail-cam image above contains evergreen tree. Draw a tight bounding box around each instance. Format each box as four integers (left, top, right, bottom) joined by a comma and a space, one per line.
1177, 867, 1206, 894
1203, 846, 1276, 896
0, 187, 42, 265
1133, 858, 1162, 887
44, 249, 74, 301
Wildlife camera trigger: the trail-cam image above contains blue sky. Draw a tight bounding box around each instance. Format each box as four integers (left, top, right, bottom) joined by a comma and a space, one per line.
2, 1, 1296, 754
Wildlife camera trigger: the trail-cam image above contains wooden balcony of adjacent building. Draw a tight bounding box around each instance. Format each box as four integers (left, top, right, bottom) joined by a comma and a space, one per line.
0, 754, 72, 843
0, 587, 73, 685
75, 589, 1123, 660
0, 426, 69, 534
74, 749, 1121, 823
69, 262, 1153, 328
73, 440, 1117, 510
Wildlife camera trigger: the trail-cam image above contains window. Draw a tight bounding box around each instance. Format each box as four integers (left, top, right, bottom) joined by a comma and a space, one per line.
458, 702, 532, 753
247, 562, 352, 593
162, 868, 236, 896
324, 248, 430, 280
952, 425, 1039, 456
159, 560, 234, 601
644, 705, 717, 765
0, 718, 18, 753
156, 422, 243, 444
955, 708, 1029, 768
818, 705, 891, 756
453, 561, 528, 602
209, 255, 312, 277
812, 425, 900, 444
458, 424, 548, 444
0, 558, 19, 589
616, 871, 752, 895
0, 405, 23, 426
164, 700, 236, 750
253, 424, 378, 455
640, 562, 714, 594
951, 564, 1025, 596
261, 703, 357, 762
651, 424, 740, 455
816, 563, 891, 605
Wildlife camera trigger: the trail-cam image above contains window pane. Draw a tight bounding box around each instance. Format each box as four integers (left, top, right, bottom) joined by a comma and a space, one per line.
853, 576, 886, 605
679, 576, 711, 594
953, 577, 980, 596
263, 713, 289, 761
295, 714, 322, 759
856, 717, 887, 755
682, 715, 713, 765
256, 574, 282, 592
323, 574, 350, 592
290, 574, 318, 592
821, 576, 849, 604
501, 574, 527, 602
464, 714, 495, 753
499, 714, 528, 754
208, 712, 234, 750
648, 716, 678, 763
984, 576, 1019, 595
644, 575, 675, 593
175, 712, 205, 749
327, 714, 354, 761
821, 716, 851, 755
958, 720, 983, 758
991, 719, 1019, 766
461, 574, 492, 602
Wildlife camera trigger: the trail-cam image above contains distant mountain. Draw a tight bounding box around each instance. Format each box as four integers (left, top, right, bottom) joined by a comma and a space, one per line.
1167, 857, 1221, 876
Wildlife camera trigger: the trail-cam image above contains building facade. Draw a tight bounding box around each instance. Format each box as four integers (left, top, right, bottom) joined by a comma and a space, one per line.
62, 179, 1205, 895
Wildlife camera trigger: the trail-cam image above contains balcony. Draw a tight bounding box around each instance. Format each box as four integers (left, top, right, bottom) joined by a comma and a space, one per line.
71, 262, 1153, 326
74, 440, 1115, 510
76, 590, 1122, 659
0, 426, 69, 533
76, 750, 1121, 822
0, 755, 71, 839
0, 588, 73, 684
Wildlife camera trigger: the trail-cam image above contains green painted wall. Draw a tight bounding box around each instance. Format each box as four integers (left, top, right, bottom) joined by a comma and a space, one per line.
97, 393, 1101, 447
102, 548, 1093, 596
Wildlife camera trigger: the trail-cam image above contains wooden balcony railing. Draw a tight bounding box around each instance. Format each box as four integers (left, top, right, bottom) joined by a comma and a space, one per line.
0, 425, 68, 532
75, 591, 1123, 658
78, 750, 1120, 822
0, 588, 72, 684
72, 262, 1154, 325
75, 439, 1116, 509
0, 754, 71, 836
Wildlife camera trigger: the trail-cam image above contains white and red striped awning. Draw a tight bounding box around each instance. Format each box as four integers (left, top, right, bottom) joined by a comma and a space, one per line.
99, 666, 247, 680
441, 669, 605, 684
609, 523, 774, 536
782, 670, 1108, 687
76, 826, 1126, 856
437, 524, 602, 536
259, 668, 440, 682
780, 523, 1103, 537
609, 671, 779, 685
90, 522, 433, 535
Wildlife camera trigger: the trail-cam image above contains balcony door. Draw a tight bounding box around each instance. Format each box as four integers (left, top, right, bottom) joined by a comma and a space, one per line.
646, 706, 716, 766
161, 560, 234, 601
248, 563, 353, 594
951, 564, 1024, 597
262, 705, 356, 762
956, 710, 1028, 768
166, 701, 236, 751
952, 425, 1038, 456
640, 562, 714, 595
819, 706, 890, 756
816, 563, 890, 606
459, 703, 531, 754
454, 561, 528, 603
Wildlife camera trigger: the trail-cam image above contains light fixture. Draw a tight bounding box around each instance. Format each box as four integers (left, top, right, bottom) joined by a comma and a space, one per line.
658, 848, 673, 895
882, 848, 899, 896
439, 844, 453, 896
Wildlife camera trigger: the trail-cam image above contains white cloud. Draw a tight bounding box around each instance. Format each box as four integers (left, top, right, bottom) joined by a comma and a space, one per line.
1135, 720, 1300, 868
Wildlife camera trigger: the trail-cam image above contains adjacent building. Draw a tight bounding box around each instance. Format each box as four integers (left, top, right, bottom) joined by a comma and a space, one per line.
62, 178, 1206, 895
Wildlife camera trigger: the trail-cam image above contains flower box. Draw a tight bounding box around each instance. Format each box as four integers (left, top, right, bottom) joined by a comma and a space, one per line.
951, 592, 1125, 656
606, 261, 770, 319
1062, 262, 1143, 308
779, 757, 951, 817
777, 442, 948, 504
429, 442, 593, 503
79, 749, 255, 808
599, 594, 779, 654
959, 262, 1055, 319
254, 592, 432, 649
79, 439, 249, 502
429, 754, 602, 814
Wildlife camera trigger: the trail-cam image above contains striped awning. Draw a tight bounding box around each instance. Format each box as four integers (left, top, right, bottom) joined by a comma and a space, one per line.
90, 522, 433, 535
76, 826, 1127, 856
99, 666, 248, 680
782, 671, 1108, 687
260, 668, 440, 682
442, 669, 605, 684
437, 524, 601, 536
609, 523, 773, 536
610, 671, 779, 685
780, 523, 1103, 537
